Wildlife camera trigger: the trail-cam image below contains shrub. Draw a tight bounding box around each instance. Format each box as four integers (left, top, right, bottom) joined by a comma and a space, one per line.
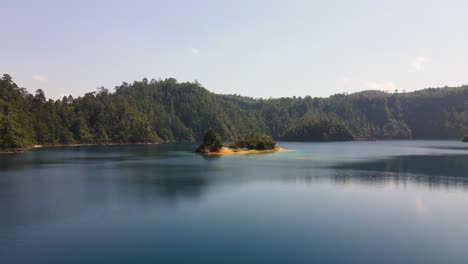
196, 129, 223, 153
229, 135, 276, 150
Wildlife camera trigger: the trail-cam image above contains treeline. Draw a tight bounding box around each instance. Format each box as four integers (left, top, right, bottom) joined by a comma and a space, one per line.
229, 135, 277, 150
281, 115, 355, 142
1, 73, 468, 150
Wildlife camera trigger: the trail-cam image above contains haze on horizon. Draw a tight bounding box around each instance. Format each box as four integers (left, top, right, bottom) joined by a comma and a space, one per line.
1, 0, 467, 99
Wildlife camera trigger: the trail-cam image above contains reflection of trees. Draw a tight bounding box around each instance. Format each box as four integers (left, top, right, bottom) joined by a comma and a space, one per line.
109, 165, 212, 204
0, 160, 219, 235
330, 154, 468, 190
334, 155, 468, 178
3, 146, 468, 238
331, 170, 468, 190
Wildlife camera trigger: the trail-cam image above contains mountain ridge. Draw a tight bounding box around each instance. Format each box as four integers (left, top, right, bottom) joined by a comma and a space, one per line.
1, 73, 467, 150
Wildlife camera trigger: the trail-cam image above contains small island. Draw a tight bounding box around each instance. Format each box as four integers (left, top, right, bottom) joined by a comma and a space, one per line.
195, 129, 285, 155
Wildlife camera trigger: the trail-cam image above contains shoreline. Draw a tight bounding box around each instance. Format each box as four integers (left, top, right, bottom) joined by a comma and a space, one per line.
0, 142, 163, 154
202, 147, 286, 156
2, 138, 463, 154
0, 145, 43, 154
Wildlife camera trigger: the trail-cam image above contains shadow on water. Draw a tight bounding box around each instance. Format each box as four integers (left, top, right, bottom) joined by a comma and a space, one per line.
99, 163, 217, 203
0, 143, 199, 172
273, 166, 468, 192
0, 144, 218, 233
0, 165, 216, 235
328, 169, 468, 190
332, 154, 468, 179
428, 146, 468, 151
3, 143, 468, 233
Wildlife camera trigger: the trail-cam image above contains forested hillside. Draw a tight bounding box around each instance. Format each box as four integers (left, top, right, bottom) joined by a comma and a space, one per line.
1, 73, 467, 150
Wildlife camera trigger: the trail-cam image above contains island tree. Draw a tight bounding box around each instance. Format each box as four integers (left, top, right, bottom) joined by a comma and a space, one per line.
195, 129, 223, 153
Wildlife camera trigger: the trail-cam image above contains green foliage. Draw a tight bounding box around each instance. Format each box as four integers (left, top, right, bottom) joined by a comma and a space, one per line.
196, 129, 223, 153
281, 116, 354, 142
0, 74, 35, 149
382, 120, 412, 139
1, 73, 468, 151
229, 135, 276, 150
202, 128, 223, 149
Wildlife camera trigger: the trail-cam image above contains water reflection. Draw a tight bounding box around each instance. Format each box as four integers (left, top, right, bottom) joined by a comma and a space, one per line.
330, 170, 468, 190
2, 142, 468, 264
333, 154, 468, 178
2, 143, 468, 227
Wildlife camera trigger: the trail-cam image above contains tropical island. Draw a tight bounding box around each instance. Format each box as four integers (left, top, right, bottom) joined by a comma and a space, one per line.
195, 129, 284, 155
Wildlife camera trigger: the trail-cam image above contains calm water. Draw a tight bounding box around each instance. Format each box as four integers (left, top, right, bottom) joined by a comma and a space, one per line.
1, 141, 468, 263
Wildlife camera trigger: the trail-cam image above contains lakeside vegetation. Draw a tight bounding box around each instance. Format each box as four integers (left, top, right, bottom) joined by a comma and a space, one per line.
196, 130, 280, 155
228, 135, 276, 150
2, 73, 468, 151
281, 115, 355, 142
195, 129, 223, 154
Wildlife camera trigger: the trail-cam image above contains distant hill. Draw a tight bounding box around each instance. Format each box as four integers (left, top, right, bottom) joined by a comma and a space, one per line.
1, 73, 467, 150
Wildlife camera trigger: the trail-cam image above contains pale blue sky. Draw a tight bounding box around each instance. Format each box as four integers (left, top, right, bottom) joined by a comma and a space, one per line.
1, 0, 467, 98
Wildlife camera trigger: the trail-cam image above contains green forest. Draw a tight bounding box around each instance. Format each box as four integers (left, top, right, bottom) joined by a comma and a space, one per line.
1, 73, 468, 150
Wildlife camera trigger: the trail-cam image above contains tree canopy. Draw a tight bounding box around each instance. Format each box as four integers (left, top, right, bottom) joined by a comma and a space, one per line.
229, 135, 276, 150
281, 116, 355, 142
1, 73, 468, 150
196, 129, 223, 153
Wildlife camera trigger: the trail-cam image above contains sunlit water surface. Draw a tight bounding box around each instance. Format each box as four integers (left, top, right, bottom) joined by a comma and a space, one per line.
1, 141, 468, 263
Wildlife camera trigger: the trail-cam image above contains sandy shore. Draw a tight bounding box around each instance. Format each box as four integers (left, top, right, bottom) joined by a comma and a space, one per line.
203, 147, 286, 155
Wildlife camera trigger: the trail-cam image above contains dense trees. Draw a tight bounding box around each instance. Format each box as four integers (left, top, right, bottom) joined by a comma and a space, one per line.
281, 116, 355, 141
229, 135, 276, 150
0, 74, 35, 149
1, 73, 468, 150
202, 128, 223, 150
196, 129, 223, 153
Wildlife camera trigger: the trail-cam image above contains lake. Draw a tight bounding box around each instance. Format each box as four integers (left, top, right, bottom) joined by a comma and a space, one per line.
1, 141, 468, 263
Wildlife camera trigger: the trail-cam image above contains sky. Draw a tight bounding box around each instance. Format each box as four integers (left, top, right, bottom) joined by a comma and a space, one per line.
1, 0, 468, 99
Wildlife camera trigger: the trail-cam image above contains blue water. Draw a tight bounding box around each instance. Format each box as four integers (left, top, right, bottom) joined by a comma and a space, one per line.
1, 141, 468, 263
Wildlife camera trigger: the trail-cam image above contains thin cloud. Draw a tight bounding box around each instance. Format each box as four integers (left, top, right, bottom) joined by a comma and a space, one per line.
191, 48, 200, 55
363, 80, 397, 92
32, 74, 47, 82
409, 56, 428, 72
335, 78, 351, 88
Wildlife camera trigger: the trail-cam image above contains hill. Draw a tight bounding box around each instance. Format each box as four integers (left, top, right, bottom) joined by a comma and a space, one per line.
1, 74, 468, 150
